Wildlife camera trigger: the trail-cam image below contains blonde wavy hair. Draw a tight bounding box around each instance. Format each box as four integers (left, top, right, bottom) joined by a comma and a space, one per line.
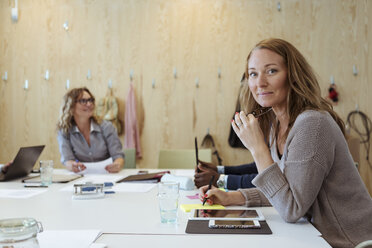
239, 38, 345, 144
57, 87, 100, 134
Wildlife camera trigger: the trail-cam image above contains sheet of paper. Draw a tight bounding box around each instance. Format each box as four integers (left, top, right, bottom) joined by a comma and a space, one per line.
77, 157, 113, 175
180, 204, 225, 213
113, 183, 157, 193
38, 230, 101, 248
186, 193, 199, 199
0, 189, 47, 199
60, 174, 125, 192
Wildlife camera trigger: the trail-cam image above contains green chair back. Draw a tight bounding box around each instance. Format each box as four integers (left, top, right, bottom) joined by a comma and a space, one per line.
123, 148, 136, 169
158, 149, 212, 169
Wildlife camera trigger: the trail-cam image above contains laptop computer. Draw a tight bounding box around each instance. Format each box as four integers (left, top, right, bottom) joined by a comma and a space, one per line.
0, 145, 45, 181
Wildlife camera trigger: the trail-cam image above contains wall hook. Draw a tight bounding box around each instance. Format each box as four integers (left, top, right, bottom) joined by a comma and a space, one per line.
173, 67, 177, 79
355, 104, 359, 113
330, 75, 335, 85
353, 65, 358, 76
2, 71, 7, 81
130, 69, 134, 81
45, 70, 49, 80
195, 78, 199, 88
277, 2, 281, 11
87, 69, 92, 80
152, 78, 156, 88
108, 79, 113, 89
24, 80, 29, 90
218, 67, 221, 79
66, 79, 70, 89
63, 21, 69, 31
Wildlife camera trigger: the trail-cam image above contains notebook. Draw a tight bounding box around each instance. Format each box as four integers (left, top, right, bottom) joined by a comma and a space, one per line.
22, 174, 82, 183
0, 145, 45, 181
116, 171, 170, 183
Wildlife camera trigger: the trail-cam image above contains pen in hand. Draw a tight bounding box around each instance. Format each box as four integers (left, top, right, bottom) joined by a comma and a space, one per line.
202, 175, 215, 206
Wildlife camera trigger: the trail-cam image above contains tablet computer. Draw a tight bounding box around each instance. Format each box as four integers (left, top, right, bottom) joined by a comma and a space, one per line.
189, 208, 265, 221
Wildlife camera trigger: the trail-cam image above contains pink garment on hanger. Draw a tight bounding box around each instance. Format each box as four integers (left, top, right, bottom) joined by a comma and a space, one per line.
124, 83, 142, 158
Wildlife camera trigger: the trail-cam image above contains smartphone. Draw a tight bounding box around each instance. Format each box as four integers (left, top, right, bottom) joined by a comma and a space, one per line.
208, 219, 261, 229
190, 208, 265, 221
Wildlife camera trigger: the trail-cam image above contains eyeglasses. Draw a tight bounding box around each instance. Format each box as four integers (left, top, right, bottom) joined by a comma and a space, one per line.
248, 107, 272, 118
76, 98, 95, 105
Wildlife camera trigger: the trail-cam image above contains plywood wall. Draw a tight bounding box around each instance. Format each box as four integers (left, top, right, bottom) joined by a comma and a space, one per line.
0, 0, 371, 193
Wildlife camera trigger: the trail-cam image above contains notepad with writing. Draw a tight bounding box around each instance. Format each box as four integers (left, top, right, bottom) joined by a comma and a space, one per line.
180, 204, 225, 213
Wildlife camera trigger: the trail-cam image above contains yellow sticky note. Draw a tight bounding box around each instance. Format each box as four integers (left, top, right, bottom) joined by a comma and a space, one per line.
180, 204, 225, 213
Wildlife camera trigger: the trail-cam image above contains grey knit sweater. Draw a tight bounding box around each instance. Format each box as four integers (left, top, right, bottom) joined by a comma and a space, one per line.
238, 110, 372, 247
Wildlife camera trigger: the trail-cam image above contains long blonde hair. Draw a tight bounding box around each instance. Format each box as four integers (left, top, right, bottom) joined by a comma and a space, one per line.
239, 38, 345, 144
57, 87, 100, 134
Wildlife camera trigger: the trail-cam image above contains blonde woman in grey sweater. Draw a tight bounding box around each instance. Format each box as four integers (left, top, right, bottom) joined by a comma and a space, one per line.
199, 38, 372, 247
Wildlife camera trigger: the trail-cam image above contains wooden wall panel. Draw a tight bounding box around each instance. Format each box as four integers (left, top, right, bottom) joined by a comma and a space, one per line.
0, 0, 371, 194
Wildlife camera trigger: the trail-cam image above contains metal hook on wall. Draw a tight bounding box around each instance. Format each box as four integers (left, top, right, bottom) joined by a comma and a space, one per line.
24, 80, 29, 90
330, 75, 335, 85
108, 79, 113, 89
152, 78, 156, 89
277, 2, 281, 11
2, 71, 8, 81
44, 70, 49, 81
66, 79, 70, 90
87, 69, 92, 80
195, 78, 199, 88
63, 20, 69, 31
130, 69, 134, 82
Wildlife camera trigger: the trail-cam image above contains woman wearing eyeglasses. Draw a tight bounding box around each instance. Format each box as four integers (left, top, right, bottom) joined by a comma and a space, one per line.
57, 87, 124, 173
199, 38, 372, 247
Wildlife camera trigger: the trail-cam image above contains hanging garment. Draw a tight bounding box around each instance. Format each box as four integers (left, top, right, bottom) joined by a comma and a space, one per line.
95, 88, 122, 135
228, 84, 246, 149
201, 132, 223, 165
124, 83, 142, 158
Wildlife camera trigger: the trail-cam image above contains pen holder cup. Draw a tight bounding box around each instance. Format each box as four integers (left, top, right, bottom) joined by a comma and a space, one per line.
158, 182, 179, 223
39, 160, 53, 186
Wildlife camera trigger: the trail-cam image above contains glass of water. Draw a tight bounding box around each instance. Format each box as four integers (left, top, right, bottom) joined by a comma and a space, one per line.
40, 160, 53, 186
158, 181, 179, 223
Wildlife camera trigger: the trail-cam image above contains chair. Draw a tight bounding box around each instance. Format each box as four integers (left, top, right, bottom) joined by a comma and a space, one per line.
158, 149, 212, 169
123, 148, 136, 169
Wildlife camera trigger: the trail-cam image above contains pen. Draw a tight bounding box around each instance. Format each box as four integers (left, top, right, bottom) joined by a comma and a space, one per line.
24, 185, 48, 188
202, 175, 215, 206
75, 159, 80, 172
195, 137, 200, 173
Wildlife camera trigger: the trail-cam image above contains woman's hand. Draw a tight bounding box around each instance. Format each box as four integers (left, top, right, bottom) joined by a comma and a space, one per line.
232, 111, 274, 173
105, 158, 124, 173
1, 161, 13, 174
105, 162, 121, 173
65, 160, 86, 173
232, 111, 266, 153
199, 185, 246, 206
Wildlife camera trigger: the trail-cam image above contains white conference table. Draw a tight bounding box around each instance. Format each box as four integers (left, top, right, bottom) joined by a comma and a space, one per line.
0, 169, 331, 248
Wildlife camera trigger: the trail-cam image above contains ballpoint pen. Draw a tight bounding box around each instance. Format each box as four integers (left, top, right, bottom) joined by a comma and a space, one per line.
195, 137, 200, 173
202, 175, 215, 206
